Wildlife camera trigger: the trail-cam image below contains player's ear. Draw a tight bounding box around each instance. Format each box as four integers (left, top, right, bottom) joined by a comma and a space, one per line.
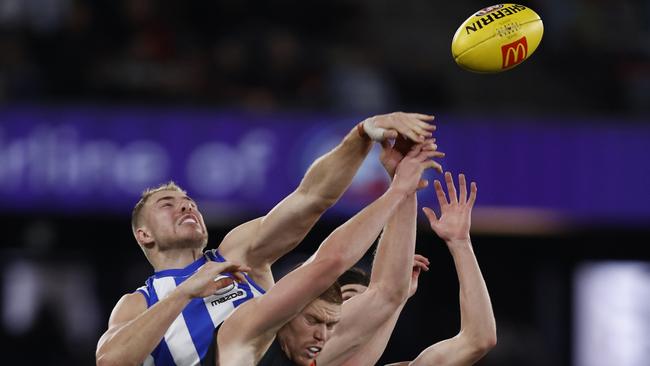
136, 227, 155, 248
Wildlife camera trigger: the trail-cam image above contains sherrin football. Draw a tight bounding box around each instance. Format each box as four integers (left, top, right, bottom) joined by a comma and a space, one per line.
451, 4, 543, 73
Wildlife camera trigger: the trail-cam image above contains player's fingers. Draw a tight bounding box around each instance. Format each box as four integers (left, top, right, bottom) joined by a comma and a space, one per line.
401, 121, 431, 140
222, 262, 250, 273
459, 173, 467, 203
468, 182, 478, 207
418, 121, 436, 131
406, 142, 423, 157
422, 206, 438, 225
413, 258, 430, 271
445, 172, 458, 204
413, 254, 430, 265
417, 179, 429, 190
419, 160, 437, 172
421, 141, 438, 151
213, 276, 234, 289
399, 115, 431, 138
407, 113, 435, 122
427, 160, 443, 174
434, 179, 449, 206
230, 271, 248, 283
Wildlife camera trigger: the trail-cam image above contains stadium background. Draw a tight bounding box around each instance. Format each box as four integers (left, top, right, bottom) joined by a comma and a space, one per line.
1, 1, 649, 365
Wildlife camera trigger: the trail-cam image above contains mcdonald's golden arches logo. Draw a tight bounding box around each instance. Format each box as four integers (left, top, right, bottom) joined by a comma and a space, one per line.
501, 37, 528, 69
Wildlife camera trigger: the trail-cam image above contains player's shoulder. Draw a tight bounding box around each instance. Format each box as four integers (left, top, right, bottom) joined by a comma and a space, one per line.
108, 291, 148, 328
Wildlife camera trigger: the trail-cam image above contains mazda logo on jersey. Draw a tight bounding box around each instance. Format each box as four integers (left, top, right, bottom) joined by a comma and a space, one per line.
210, 290, 245, 306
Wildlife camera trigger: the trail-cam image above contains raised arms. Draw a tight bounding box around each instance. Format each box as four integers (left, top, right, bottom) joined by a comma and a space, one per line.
317, 137, 442, 366
216, 144, 439, 365
218, 113, 436, 273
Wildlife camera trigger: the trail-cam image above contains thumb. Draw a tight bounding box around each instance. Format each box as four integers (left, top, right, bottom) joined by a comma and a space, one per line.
422, 207, 437, 225
382, 129, 398, 140
417, 179, 429, 190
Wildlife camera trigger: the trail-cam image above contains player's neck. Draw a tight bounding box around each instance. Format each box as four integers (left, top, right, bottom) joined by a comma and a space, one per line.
150, 247, 204, 271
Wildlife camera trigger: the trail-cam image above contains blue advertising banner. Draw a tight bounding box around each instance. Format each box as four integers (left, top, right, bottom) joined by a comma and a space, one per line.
1, 106, 649, 228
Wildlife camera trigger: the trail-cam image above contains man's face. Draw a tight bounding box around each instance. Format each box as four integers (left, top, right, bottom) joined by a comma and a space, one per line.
140, 190, 208, 250
278, 299, 341, 366
341, 284, 368, 301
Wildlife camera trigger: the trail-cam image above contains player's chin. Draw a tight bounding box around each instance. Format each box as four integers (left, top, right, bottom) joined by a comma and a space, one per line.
296, 355, 315, 366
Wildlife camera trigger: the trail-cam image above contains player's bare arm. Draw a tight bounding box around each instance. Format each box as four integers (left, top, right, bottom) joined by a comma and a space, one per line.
400, 172, 496, 366
95, 261, 249, 366
336, 255, 428, 366
317, 136, 441, 366
216, 144, 437, 366
316, 195, 418, 366
217, 113, 436, 287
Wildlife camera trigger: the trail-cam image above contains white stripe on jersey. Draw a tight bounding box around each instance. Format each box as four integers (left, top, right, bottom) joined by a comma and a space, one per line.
137, 251, 266, 366
143, 354, 154, 366
152, 276, 201, 365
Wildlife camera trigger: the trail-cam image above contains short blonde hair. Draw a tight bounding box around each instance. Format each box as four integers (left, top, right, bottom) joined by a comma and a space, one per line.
131, 181, 186, 233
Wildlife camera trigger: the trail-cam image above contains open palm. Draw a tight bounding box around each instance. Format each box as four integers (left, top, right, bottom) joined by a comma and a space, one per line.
422, 172, 477, 242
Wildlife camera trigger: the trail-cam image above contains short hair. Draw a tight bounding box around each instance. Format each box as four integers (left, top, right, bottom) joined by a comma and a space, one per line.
338, 267, 370, 287
287, 261, 343, 305
131, 181, 186, 233
317, 280, 343, 305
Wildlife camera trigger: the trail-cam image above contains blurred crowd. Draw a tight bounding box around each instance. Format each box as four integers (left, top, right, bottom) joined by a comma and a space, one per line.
0, 0, 648, 115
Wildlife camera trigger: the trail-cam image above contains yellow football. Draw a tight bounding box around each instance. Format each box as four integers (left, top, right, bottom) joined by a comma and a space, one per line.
451, 4, 543, 73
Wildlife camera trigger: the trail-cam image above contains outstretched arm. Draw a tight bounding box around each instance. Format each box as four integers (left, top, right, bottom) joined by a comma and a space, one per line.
315, 194, 417, 366
336, 256, 428, 366
217, 145, 438, 363
218, 113, 436, 271
401, 173, 496, 366
317, 137, 441, 366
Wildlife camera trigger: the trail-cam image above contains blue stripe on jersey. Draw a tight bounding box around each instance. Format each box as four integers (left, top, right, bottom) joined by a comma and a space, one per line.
206, 250, 224, 263
174, 276, 215, 361
145, 277, 159, 306
154, 256, 207, 278
233, 280, 254, 307
151, 338, 176, 366
137, 249, 266, 366
144, 279, 178, 366
244, 273, 267, 294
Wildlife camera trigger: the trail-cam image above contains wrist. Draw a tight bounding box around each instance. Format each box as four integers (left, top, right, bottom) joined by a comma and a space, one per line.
172, 283, 194, 302
385, 186, 408, 202
356, 122, 371, 140
446, 238, 473, 252
361, 118, 386, 141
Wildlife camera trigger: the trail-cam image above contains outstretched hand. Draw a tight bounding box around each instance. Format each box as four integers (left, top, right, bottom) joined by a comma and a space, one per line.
391, 144, 443, 195
362, 112, 436, 143
380, 136, 444, 178
422, 172, 477, 243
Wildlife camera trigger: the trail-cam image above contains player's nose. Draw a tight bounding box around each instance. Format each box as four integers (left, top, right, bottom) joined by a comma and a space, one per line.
314, 324, 328, 342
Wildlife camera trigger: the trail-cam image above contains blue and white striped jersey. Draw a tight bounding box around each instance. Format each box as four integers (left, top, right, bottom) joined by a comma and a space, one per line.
135, 249, 265, 366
